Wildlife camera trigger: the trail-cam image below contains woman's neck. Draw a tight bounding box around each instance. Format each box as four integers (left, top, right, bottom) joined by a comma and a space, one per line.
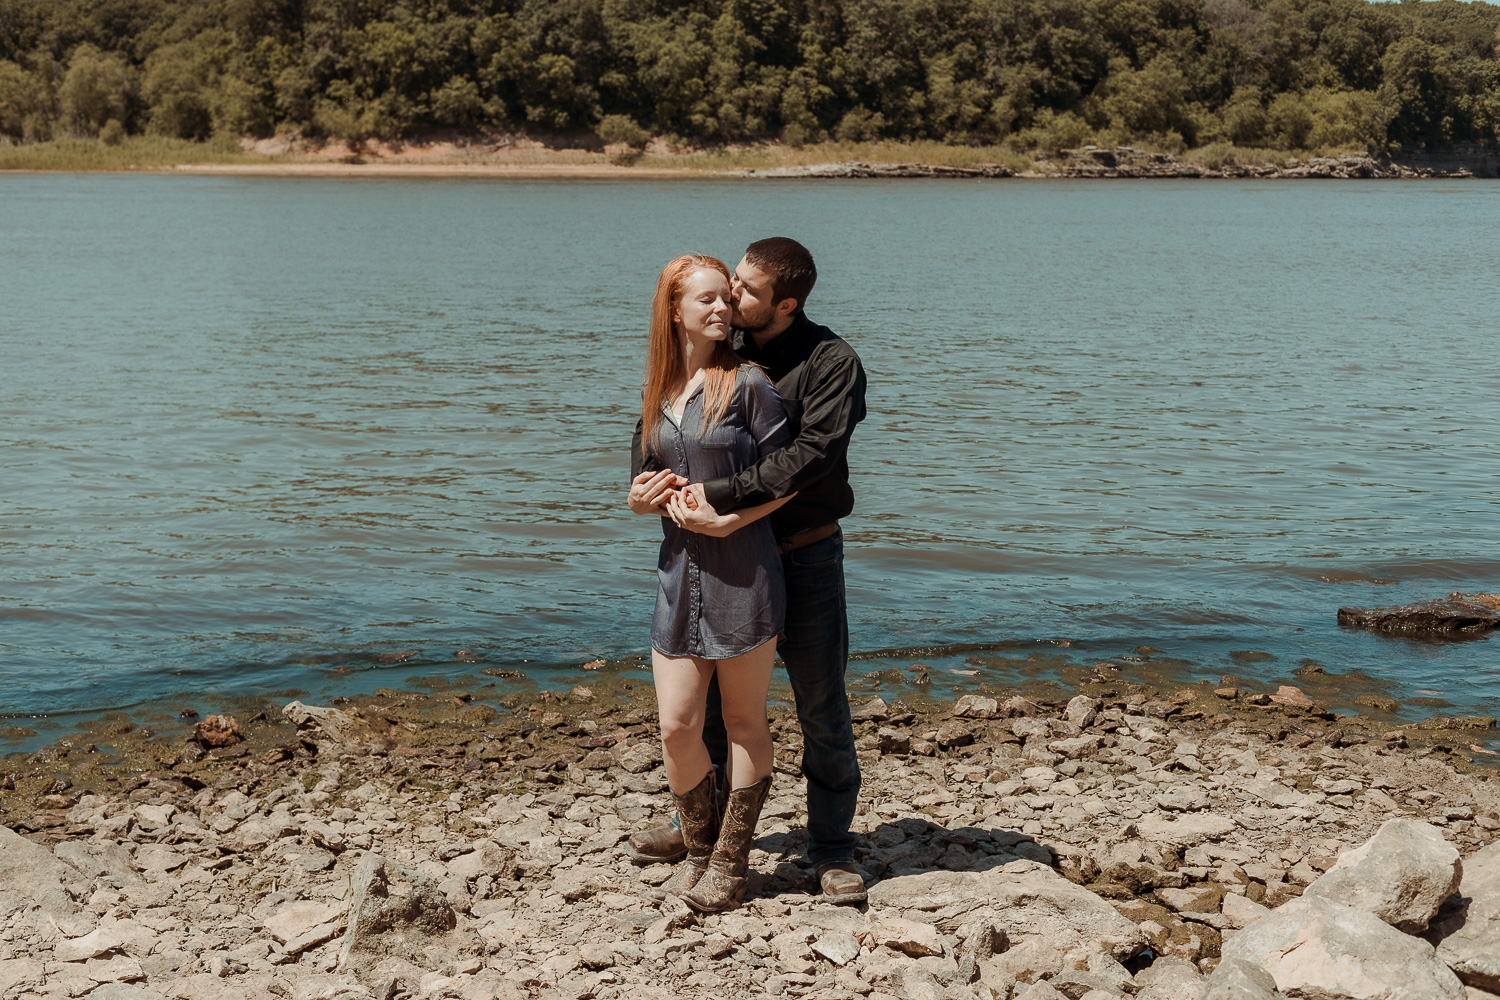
679, 330, 719, 383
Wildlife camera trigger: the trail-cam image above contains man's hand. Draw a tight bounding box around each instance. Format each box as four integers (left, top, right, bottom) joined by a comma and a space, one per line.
629, 469, 688, 515
665, 483, 737, 536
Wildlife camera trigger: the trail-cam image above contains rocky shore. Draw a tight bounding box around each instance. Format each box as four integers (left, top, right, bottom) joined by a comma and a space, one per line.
739, 147, 1483, 180
3, 676, 1499, 1000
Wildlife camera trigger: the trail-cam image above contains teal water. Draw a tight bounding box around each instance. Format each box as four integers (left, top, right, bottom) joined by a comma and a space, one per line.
1, 175, 1496, 730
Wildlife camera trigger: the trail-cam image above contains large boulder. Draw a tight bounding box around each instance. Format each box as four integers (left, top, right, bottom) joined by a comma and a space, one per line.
0, 824, 86, 917
1220, 894, 1464, 999
1302, 819, 1462, 932
1427, 840, 1500, 992
338, 852, 459, 973
866, 860, 1147, 960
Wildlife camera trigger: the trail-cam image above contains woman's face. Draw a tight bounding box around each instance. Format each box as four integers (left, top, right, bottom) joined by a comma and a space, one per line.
673, 268, 732, 343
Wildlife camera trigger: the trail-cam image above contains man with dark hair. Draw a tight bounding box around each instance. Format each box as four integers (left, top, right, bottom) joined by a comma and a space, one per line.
628, 236, 869, 904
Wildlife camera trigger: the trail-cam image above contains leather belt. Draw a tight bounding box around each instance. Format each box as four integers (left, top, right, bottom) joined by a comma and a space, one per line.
777, 521, 840, 555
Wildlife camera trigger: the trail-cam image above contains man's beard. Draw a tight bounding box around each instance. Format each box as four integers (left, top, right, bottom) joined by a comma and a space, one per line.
733, 309, 774, 335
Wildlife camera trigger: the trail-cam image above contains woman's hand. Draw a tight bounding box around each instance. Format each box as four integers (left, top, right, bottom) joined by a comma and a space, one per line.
666, 489, 735, 536
668, 485, 798, 537
629, 469, 688, 515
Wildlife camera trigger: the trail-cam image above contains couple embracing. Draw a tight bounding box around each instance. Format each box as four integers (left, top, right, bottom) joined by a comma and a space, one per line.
626, 238, 868, 913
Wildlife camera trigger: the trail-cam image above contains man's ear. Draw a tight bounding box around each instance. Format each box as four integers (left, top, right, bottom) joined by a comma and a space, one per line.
775, 297, 799, 319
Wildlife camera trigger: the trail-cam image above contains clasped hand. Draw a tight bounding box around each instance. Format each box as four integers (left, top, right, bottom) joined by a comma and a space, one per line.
628, 469, 688, 515
628, 470, 735, 536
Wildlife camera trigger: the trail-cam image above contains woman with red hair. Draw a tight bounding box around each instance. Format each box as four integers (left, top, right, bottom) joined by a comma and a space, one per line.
627, 253, 792, 912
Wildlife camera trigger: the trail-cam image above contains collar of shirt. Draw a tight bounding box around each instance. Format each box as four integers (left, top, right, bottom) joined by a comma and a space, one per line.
734, 310, 811, 363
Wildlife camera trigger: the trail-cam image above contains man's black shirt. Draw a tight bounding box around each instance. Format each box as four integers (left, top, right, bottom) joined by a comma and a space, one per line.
632, 311, 867, 541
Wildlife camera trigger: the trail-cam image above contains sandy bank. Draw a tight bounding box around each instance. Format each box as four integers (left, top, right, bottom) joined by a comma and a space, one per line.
171, 162, 710, 180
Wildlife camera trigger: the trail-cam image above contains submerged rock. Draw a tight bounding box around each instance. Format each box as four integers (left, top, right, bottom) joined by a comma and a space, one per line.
1338, 593, 1500, 637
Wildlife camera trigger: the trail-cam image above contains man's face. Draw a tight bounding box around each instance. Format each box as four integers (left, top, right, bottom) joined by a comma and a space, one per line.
730, 257, 780, 333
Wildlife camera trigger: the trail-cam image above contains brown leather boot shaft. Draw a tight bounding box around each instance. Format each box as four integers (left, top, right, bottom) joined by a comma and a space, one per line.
674, 769, 720, 854
684, 774, 771, 912
652, 770, 718, 899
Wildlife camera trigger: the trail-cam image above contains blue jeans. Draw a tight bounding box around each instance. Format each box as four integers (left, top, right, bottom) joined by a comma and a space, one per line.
703, 530, 860, 867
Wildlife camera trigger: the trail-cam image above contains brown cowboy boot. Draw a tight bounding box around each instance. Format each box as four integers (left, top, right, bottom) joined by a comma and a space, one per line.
683, 774, 771, 913
650, 770, 718, 900
624, 820, 686, 865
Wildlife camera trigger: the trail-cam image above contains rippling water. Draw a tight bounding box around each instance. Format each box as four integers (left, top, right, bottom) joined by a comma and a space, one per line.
2, 174, 1496, 727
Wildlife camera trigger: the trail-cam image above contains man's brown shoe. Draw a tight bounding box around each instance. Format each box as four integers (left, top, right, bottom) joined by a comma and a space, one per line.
625, 820, 687, 865
817, 863, 867, 905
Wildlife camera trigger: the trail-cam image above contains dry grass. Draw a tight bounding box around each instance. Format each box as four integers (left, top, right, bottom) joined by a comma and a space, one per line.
0, 135, 1042, 174
1176, 142, 1370, 169
1, 134, 1364, 176
0, 136, 255, 171
633, 140, 1035, 172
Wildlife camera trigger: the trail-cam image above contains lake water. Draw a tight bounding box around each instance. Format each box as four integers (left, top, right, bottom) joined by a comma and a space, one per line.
2, 174, 1497, 738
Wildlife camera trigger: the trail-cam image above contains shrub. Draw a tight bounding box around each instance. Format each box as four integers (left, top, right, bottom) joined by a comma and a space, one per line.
1008, 109, 1093, 153
432, 77, 484, 128
596, 114, 649, 149
1222, 89, 1269, 145
834, 106, 886, 143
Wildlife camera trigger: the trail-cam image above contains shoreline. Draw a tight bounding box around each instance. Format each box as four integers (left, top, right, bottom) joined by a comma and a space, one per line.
5, 645, 1499, 790
1, 674, 1496, 999
134, 151, 1495, 180
2, 139, 1492, 179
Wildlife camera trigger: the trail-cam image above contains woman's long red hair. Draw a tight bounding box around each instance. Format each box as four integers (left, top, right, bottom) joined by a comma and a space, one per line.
640, 254, 741, 454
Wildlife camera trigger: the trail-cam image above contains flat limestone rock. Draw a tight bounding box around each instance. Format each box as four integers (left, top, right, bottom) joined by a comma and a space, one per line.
1135, 954, 1208, 1000
1220, 894, 1464, 1000
1428, 840, 1500, 992
865, 860, 1147, 959
0, 958, 46, 996
1338, 593, 1500, 636
952, 695, 999, 719
1223, 893, 1272, 930
56, 926, 126, 962
90, 985, 170, 1000
265, 900, 344, 944
1204, 957, 1285, 1000
0, 823, 85, 916
1302, 819, 1461, 933
53, 841, 141, 882
1135, 813, 1237, 847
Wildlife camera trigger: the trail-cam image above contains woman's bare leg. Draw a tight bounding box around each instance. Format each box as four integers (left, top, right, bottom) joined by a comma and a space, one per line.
713, 638, 776, 789
652, 650, 715, 794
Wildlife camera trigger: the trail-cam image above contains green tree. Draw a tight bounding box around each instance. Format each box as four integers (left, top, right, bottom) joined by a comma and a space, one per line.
59, 43, 133, 136
0, 59, 49, 140
1379, 35, 1457, 147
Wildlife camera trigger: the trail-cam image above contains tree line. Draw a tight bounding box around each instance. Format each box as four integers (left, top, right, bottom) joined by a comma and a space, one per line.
1, 0, 1497, 153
